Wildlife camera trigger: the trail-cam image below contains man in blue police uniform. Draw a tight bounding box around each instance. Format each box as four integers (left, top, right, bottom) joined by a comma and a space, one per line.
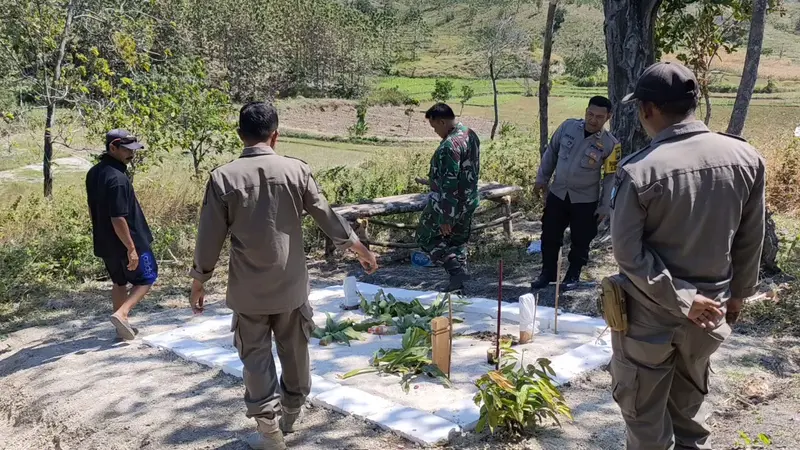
86, 129, 157, 340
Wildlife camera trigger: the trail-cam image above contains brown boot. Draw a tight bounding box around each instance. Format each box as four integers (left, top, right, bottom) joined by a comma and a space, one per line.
279, 406, 303, 434
244, 417, 286, 450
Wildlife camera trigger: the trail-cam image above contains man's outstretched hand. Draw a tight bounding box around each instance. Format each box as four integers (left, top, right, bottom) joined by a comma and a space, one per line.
189, 279, 205, 314
351, 241, 378, 274
688, 294, 723, 329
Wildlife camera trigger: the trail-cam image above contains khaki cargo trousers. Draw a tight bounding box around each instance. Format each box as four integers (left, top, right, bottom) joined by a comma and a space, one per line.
610, 299, 731, 450
231, 302, 316, 421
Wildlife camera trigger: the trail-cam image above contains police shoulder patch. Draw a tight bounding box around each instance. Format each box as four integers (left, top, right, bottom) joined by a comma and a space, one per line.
717, 132, 748, 142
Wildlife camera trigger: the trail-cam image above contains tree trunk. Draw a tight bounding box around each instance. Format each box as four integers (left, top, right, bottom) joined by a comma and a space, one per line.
727, 0, 768, 136
539, 0, 558, 156
761, 209, 781, 275
42, 0, 76, 198
43, 103, 55, 198
603, 0, 663, 156
703, 90, 712, 125
490, 60, 499, 140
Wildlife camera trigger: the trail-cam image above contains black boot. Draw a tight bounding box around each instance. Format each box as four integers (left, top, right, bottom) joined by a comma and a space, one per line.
531, 272, 556, 291
443, 259, 469, 293
561, 265, 582, 290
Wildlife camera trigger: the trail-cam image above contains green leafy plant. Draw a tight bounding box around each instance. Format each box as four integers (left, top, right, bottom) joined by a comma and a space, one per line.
340, 327, 452, 393
348, 101, 370, 138
735, 431, 773, 448
474, 348, 572, 435
431, 79, 454, 103
359, 291, 465, 325
459, 85, 474, 116
311, 313, 363, 346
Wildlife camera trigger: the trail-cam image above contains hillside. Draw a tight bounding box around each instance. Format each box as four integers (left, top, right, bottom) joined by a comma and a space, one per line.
384, 0, 800, 83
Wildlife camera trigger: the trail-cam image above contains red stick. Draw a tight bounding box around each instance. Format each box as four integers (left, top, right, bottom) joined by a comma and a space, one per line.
496, 259, 503, 370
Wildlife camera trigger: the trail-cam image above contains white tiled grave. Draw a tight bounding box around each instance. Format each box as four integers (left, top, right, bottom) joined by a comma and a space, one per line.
143, 282, 611, 447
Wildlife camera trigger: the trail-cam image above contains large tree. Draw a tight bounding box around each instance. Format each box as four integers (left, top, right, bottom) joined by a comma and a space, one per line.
728, 0, 769, 136
603, 0, 781, 273
602, 0, 663, 157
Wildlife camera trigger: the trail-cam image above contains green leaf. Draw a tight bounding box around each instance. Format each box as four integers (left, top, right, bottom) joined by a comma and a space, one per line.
758, 433, 771, 445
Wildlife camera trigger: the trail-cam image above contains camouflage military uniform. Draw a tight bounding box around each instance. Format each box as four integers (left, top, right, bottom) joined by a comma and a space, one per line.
416, 123, 481, 271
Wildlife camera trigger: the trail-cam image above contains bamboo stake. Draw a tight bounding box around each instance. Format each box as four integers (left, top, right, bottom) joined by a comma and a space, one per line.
554, 248, 562, 334
447, 293, 454, 378
496, 259, 503, 370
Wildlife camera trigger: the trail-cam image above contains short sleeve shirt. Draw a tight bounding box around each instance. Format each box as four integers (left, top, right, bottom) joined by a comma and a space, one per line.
85, 155, 153, 258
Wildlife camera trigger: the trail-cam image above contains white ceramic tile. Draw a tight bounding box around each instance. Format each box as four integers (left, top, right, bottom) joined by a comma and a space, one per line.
368, 405, 461, 446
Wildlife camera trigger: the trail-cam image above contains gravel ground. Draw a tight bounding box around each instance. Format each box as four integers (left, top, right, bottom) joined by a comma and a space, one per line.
2, 237, 799, 449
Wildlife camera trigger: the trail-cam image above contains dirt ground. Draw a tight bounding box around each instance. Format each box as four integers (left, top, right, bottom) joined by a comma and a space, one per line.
278, 99, 496, 140
2, 244, 799, 450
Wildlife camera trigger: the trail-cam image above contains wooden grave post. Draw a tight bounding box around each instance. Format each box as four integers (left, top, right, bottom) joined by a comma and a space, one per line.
431, 317, 452, 376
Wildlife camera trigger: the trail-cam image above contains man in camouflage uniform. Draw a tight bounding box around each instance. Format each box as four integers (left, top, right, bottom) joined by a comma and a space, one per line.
416, 103, 480, 293
532, 96, 620, 290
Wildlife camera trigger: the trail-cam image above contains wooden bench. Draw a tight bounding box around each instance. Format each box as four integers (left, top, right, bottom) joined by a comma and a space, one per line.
321, 183, 524, 255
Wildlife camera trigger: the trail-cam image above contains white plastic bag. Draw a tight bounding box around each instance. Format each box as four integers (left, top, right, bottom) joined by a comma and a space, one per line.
519, 293, 539, 335
343, 276, 360, 309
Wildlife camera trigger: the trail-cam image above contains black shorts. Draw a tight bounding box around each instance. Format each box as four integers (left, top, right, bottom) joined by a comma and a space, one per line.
103, 250, 159, 286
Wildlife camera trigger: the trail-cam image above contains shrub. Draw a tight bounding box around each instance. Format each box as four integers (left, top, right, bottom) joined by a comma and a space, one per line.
431, 79, 455, 103
474, 346, 572, 435
348, 101, 370, 138
564, 49, 606, 79
369, 86, 419, 107
755, 79, 779, 94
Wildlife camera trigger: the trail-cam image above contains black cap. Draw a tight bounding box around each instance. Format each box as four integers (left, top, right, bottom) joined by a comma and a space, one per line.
105, 129, 144, 151
622, 62, 699, 104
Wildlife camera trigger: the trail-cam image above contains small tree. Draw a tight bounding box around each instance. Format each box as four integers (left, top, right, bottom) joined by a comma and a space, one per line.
348, 100, 370, 138
431, 79, 454, 103
656, 0, 749, 125
472, 13, 531, 139
459, 85, 475, 116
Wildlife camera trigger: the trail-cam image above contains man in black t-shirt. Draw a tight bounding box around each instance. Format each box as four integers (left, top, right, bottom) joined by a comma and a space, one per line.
86, 129, 157, 340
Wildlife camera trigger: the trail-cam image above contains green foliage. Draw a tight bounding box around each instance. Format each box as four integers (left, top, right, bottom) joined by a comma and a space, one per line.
474, 348, 572, 435
348, 101, 370, 138
563, 49, 606, 79
734, 431, 773, 448
368, 86, 419, 107
311, 313, 364, 346
81, 58, 237, 176
431, 79, 455, 103
340, 327, 452, 393
459, 85, 475, 115
357, 290, 466, 332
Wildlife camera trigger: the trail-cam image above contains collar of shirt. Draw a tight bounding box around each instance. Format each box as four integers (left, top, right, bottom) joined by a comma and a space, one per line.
650, 120, 709, 146
101, 154, 127, 173
440, 122, 464, 144
240, 146, 277, 158
579, 120, 603, 140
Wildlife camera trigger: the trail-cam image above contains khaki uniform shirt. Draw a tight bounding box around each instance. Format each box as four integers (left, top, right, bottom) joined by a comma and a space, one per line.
610, 121, 766, 321
536, 119, 621, 215
189, 146, 357, 315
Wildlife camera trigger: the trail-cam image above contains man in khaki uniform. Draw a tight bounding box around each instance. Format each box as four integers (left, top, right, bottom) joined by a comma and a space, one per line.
188, 102, 378, 450
610, 62, 765, 450
532, 96, 621, 290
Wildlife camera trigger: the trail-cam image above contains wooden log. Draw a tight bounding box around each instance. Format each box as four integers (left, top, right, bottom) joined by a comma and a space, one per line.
431, 317, 452, 376
472, 212, 524, 232
330, 183, 522, 221
363, 240, 419, 249
501, 196, 513, 238
369, 219, 416, 229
